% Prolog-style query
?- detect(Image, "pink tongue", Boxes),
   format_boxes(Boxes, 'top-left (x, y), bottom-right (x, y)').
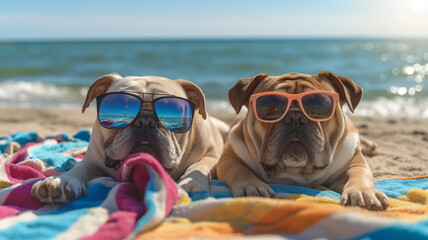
top-left (292, 137), bottom-right (299, 141)
top-left (141, 141), bottom-right (149, 145)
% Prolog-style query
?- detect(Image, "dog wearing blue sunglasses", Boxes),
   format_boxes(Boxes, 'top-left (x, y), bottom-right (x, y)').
top-left (32, 74), bottom-right (229, 203)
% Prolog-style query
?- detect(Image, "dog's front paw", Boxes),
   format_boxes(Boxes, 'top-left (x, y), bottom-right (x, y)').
top-left (31, 176), bottom-right (86, 204)
top-left (231, 180), bottom-right (276, 198)
top-left (340, 187), bottom-right (389, 210)
top-left (178, 171), bottom-right (210, 193)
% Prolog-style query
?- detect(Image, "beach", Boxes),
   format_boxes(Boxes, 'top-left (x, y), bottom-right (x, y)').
top-left (1, 39), bottom-right (427, 181)
top-left (1, 106), bottom-right (427, 180)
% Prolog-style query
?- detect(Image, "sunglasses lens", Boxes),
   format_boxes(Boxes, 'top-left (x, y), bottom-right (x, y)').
top-left (255, 95), bottom-right (288, 121)
top-left (98, 93), bottom-right (141, 129)
top-left (154, 97), bottom-right (194, 133)
top-left (301, 93), bottom-right (334, 120)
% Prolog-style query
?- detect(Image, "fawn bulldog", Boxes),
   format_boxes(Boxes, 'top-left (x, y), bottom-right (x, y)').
top-left (32, 74), bottom-right (228, 203)
top-left (217, 71), bottom-right (389, 210)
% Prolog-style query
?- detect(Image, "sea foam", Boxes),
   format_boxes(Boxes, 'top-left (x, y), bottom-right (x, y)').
top-left (0, 80), bottom-right (86, 107)
top-left (1, 80), bottom-right (427, 118)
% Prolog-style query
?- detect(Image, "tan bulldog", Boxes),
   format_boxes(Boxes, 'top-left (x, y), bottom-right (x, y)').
top-left (32, 74), bottom-right (228, 203)
top-left (217, 71), bottom-right (389, 210)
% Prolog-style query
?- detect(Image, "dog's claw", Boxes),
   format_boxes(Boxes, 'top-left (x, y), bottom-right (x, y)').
top-left (341, 188), bottom-right (389, 210)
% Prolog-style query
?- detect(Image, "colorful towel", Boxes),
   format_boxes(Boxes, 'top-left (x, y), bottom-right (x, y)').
top-left (142, 177), bottom-right (427, 239)
top-left (0, 131), bottom-right (179, 240)
top-left (1, 131), bottom-right (428, 239)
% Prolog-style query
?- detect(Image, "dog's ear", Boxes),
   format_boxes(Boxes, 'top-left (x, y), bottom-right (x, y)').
top-left (317, 71), bottom-right (363, 113)
top-left (176, 79), bottom-right (207, 119)
top-left (228, 73), bottom-right (269, 114)
top-left (82, 74), bottom-right (116, 113)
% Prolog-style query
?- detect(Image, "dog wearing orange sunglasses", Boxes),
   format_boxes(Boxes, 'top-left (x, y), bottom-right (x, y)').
top-left (217, 71), bottom-right (389, 210)
top-left (32, 74), bottom-right (228, 203)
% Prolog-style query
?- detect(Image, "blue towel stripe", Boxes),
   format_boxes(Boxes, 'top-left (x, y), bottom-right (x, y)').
top-left (375, 178), bottom-right (428, 198)
top-left (0, 208), bottom-right (90, 240)
top-left (0, 132), bottom-right (39, 153)
top-left (53, 183), bottom-right (112, 214)
top-left (189, 178), bottom-right (428, 202)
top-left (355, 218), bottom-right (428, 240)
top-left (29, 141), bottom-right (89, 172)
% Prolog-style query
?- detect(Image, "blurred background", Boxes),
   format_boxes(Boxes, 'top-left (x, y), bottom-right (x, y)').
top-left (1, 0), bottom-right (428, 117)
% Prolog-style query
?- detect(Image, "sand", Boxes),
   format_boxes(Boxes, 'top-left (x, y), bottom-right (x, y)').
top-left (1, 106), bottom-right (427, 180)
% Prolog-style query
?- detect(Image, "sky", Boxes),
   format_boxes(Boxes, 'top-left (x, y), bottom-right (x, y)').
top-left (1, 0), bottom-right (428, 40)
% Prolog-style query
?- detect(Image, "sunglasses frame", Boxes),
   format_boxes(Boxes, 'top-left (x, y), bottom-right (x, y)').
top-left (250, 90), bottom-right (339, 123)
top-left (96, 92), bottom-right (196, 133)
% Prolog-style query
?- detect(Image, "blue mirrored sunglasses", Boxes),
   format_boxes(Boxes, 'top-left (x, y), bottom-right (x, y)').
top-left (96, 92), bottom-right (196, 133)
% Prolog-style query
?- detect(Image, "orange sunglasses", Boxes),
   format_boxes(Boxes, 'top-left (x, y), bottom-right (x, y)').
top-left (250, 90), bottom-right (339, 123)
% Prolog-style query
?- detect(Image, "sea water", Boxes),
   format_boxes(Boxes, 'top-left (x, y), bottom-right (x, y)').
top-left (0, 39), bottom-right (427, 117)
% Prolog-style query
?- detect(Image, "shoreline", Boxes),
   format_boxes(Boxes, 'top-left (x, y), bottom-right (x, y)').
top-left (1, 106), bottom-right (427, 180)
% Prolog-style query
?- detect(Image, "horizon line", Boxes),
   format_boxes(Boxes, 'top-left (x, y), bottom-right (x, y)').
top-left (2, 36), bottom-right (428, 43)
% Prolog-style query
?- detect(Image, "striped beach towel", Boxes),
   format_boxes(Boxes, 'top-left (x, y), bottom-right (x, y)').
top-left (1, 131), bottom-right (428, 239)
top-left (141, 176), bottom-right (428, 239)
top-left (0, 131), bottom-right (180, 240)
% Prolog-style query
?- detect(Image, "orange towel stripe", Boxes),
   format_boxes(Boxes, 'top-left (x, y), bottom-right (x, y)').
top-left (136, 220), bottom-right (243, 239)
top-left (249, 201), bottom-right (344, 235)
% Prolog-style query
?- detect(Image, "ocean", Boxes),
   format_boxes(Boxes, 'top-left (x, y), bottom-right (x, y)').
top-left (0, 39), bottom-right (427, 117)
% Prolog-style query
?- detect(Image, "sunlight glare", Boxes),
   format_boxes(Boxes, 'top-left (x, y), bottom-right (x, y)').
top-left (408, 0), bottom-right (428, 13)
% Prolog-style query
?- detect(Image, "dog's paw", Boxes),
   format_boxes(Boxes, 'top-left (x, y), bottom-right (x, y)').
top-left (232, 181), bottom-right (276, 198)
top-left (178, 171), bottom-right (210, 193)
top-left (31, 176), bottom-right (86, 204)
top-left (340, 187), bottom-right (389, 210)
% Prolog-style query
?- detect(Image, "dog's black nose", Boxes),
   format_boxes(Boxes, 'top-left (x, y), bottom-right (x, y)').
top-left (284, 110), bottom-right (309, 127)
top-left (132, 111), bottom-right (158, 129)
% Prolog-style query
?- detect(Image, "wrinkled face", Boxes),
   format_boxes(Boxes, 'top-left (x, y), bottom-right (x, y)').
top-left (249, 75), bottom-right (344, 177)
top-left (100, 77), bottom-right (190, 174)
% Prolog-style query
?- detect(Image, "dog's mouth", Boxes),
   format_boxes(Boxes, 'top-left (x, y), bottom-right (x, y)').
top-left (131, 142), bottom-right (157, 156)
top-left (104, 142), bottom-right (162, 171)
top-left (261, 127), bottom-right (320, 176)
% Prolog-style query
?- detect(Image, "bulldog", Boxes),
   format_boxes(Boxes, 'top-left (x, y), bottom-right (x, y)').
top-left (217, 71), bottom-right (389, 210)
top-left (32, 74), bottom-right (228, 203)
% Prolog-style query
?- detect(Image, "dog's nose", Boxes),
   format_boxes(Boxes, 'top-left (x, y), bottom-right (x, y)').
top-left (133, 111), bottom-right (158, 129)
top-left (283, 110), bottom-right (309, 127)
